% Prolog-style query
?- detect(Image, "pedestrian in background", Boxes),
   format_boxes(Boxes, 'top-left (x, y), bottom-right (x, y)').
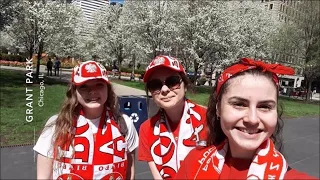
top-left (34, 61), bottom-right (139, 180)
top-left (175, 58), bottom-right (317, 179)
top-left (54, 57), bottom-right (61, 76)
top-left (46, 58), bottom-right (53, 76)
top-left (138, 55), bottom-right (208, 179)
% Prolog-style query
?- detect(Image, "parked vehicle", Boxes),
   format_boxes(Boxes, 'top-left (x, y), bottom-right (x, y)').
top-left (290, 87), bottom-right (307, 97)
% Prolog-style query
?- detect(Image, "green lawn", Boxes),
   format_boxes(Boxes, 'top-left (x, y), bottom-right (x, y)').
top-left (0, 69), bottom-right (67, 146)
top-left (111, 78), bottom-right (319, 118)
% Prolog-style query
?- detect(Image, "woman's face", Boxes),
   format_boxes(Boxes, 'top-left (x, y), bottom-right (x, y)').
top-left (217, 74), bottom-right (278, 158)
top-left (76, 79), bottom-right (108, 111)
top-left (147, 67), bottom-right (186, 110)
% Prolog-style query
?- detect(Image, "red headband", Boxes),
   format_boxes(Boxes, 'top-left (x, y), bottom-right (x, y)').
top-left (216, 57), bottom-right (295, 96)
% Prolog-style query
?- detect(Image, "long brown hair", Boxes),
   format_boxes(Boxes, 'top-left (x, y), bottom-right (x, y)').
top-left (45, 82), bottom-right (128, 160)
top-left (206, 67), bottom-right (284, 152)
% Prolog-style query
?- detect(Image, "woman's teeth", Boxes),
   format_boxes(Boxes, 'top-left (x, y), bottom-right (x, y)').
top-left (237, 128), bottom-right (260, 134)
top-left (89, 98), bottom-right (99, 101)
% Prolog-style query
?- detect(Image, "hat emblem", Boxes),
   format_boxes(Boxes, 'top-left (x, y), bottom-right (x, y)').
top-left (153, 57), bottom-right (165, 65)
top-left (85, 63), bottom-right (97, 73)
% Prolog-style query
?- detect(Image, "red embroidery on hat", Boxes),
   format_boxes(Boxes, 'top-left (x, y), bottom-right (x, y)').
top-left (81, 63), bottom-right (102, 78)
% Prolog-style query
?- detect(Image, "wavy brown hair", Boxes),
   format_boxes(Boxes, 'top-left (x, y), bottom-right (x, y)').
top-left (45, 82), bottom-right (128, 160)
top-left (206, 67), bottom-right (284, 153)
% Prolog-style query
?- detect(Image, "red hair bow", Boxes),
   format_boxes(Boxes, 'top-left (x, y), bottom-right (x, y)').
top-left (216, 57), bottom-right (295, 96)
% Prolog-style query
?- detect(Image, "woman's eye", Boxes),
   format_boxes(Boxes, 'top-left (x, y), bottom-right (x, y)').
top-left (79, 85), bottom-right (87, 89)
top-left (232, 102), bottom-right (246, 107)
top-left (258, 105), bottom-right (272, 110)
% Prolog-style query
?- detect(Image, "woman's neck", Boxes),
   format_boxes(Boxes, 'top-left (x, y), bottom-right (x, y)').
top-left (228, 141), bottom-right (255, 160)
top-left (83, 107), bottom-right (104, 119)
top-left (163, 100), bottom-right (185, 124)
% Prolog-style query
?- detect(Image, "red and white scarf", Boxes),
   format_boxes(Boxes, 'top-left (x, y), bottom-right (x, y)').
top-left (53, 110), bottom-right (128, 180)
top-left (194, 139), bottom-right (288, 179)
top-left (151, 99), bottom-right (206, 179)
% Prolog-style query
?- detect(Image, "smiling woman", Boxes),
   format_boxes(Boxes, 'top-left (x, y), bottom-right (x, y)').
top-left (33, 61), bottom-right (139, 180)
top-left (138, 55), bottom-right (208, 180)
top-left (175, 57), bottom-right (317, 179)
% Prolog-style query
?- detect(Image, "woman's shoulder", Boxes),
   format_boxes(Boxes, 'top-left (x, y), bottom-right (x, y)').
top-left (140, 112), bottom-right (161, 127)
top-left (186, 99), bottom-right (207, 111)
top-left (285, 168), bottom-right (318, 179)
top-left (184, 145), bottom-right (216, 163)
top-left (46, 114), bottom-right (58, 125)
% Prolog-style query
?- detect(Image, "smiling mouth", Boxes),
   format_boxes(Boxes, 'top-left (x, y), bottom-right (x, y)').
top-left (235, 127), bottom-right (263, 134)
top-left (87, 98), bottom-right (100, 101)
top-left (161, 97), bottom-right (172, 101)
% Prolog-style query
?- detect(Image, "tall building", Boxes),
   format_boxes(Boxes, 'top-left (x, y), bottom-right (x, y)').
top-left (71, 0), bottom-right (110, 36)
top-left (261, 0), bottom-right (311, 88)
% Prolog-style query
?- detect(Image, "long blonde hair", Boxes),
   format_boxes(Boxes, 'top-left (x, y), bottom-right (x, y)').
top-left (47, 82), bottom-right (128, 160)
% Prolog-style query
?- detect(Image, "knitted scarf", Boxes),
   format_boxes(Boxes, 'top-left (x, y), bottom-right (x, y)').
top-left (194, 139), bottom-right (288, 179)
top-left (151, 99), bottom-right (206, 179)
top-left (53, 110), bottom-right (128, 180)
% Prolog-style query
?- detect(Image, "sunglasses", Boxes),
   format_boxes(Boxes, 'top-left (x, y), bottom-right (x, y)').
top-left (147, 75), bottom-right (182, 94)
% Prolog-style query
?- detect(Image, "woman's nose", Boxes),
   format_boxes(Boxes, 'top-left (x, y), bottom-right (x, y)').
top-left (88, 87), bottom-right (97, 94)
top-left (244, 107), bottom-right (260, 125)
top-left (160, 84), bottom-right (170, 94)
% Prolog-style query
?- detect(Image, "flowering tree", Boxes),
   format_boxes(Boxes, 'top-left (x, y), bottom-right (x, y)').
top-left (171, 1), bottom-right (279, 83)
top-left (3, 0), bottom-right (80, 78)
top-left (93, 4), bottom-right (133, 78)
top-left (123, 0), bottom-right (178, 61)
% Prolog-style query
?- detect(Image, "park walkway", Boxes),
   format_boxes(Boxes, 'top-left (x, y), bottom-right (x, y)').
top-left (0, 65), bottom-right (319, 179)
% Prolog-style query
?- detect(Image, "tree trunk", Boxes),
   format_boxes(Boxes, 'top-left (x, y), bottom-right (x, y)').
top-left (306, 80), bottom-right (313, 101)
top-left (193, 59), bottom-right (199, 86)
top-left (131, 53), bottom-right (136, 81)
top-left (117, 56), bottom-right (123, 80)
top-left (36, 40), bottom-right (44, 82)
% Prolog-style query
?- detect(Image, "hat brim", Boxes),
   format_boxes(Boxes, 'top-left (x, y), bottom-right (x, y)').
top-left (143, 64), bottom-right (184, 82)
top-left (73, 76), bottom-right (110, 86)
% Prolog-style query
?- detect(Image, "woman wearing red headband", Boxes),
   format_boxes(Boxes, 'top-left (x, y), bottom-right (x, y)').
top-left (175, 58), bottom-right (317, 179)
top-left (138, 56), bottom-right (208, 179)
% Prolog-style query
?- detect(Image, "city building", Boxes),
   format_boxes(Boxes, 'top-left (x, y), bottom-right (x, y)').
top-left (71, 0), bottom-right (110, 36)
top-left (261, 0), bottom-right (312, 88)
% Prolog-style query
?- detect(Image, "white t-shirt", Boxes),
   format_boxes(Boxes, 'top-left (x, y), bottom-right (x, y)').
top-left (34, 113), bottom-right (139, 158)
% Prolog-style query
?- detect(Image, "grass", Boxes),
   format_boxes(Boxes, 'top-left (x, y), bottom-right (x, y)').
top-left (110, 78), bottom-right (319, 118)
top-left (0, 69), bottom-right (67, 146)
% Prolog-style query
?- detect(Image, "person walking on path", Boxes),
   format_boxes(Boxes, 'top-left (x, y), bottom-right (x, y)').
top-left (138, 55), bottom-right (208, 179)
top-left (46, 58), bottom-right (53, 76)
top-left (175, 57), bottom-right (317, 179)
top-left (34, 61), bottom-right (139, 180)
top-left (54, 57), bottom-right (61, 76)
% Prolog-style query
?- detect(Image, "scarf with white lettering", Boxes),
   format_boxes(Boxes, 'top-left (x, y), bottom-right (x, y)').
top-left (194, 139), bottom-right (288, 179)
top-left (151, 99), bottom-right (206, 179)
top-left (53, 110), bottom-right (128, 180)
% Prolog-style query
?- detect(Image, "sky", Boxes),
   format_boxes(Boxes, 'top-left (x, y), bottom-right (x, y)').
top-left (109, 0), bottom-right (124, 4)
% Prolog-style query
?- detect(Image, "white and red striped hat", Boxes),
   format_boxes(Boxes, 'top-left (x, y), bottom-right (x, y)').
top-left (143, 55), bottom-right (185, 82)
top-left (72, 61), bottom-right (109, 85)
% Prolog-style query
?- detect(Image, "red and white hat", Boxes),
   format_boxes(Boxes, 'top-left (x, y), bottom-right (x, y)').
top-left (143, 55), bottom-right (185, 82)
top-left (72, 61), bottom-right (109, 85)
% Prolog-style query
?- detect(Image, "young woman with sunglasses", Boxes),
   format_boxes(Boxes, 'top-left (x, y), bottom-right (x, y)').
top-left (138, 55), bottom-right (208, 179)
top-left (175, 58), bottom-right (317, 179)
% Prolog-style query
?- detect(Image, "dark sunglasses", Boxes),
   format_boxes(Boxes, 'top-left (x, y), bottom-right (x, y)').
top-left (147, 75), bottom-right (182, 93)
